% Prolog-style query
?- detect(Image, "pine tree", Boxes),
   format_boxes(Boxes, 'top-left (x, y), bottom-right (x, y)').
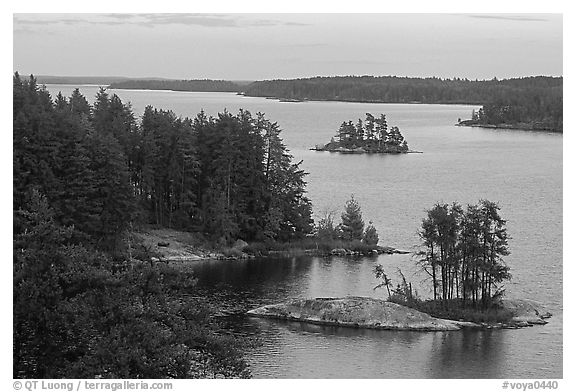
top-left (69, 88), bottom-right (91, 116)
top-left (364, 113), bottom-right (376, 142)
top-left (355, 119), bottom-right (364, 145)
top-left (375, 114), bottom-right (388, 148)
top-left (363, 221), bottom-right (379, 245)
top-left (340, 195), bottom-right (365, 241)
top-left (259, 113), bottom-right (313, 240)
top-left (84, 130), bottom-right (134, 249)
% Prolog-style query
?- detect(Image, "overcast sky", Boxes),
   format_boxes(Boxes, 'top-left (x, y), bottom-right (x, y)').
top-left (13, 13), bottom-right (562, 80)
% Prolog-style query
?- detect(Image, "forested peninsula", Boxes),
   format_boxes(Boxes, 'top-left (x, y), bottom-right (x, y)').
top-left (244, 76), bottom-right (563, 132)
top-left (13, 73), bottom-right (315, 378)
top-left (14, 72), bottom-right (402, 377)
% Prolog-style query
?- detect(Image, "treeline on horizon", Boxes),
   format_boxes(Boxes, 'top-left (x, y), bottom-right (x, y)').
top-left (100, 74), bottom-right (562, 132)
top-left (108, 79), bottom-right (243, 92)
top-left (245, 76), bottom-right (563, 132)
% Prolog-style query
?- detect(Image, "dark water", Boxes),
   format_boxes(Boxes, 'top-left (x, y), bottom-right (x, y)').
top-left (45, 85), bottom-right (563, 378)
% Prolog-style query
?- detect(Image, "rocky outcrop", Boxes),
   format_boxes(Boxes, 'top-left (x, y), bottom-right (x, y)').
top-left (500, 299), bottom-right (553, 325)
top-left (232, 239), bottom-right (249, 251)
top-left (247, 297), bottom-right (479, 331)
top-left (133, 228), bottom-right (222, 262)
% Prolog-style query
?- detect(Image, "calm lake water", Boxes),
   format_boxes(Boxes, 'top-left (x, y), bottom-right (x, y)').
top-left (46, 85), bottom-right (563, 379)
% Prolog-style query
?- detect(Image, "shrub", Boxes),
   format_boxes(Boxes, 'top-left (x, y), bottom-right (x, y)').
top-left (221, 247), bottom-right (245, 258)
top-left (362, 221), bottom-right (379, 246)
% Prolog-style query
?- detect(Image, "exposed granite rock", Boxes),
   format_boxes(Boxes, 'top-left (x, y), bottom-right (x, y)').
top-left (500, 299), bottom-right (552, 325)
top-left (232, 239), bottom-right (249, 251)
top-left (247, 297), bottom-right (479, 331)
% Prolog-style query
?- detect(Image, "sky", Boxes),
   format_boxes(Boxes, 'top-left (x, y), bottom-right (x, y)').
top-left (13, 13), bottom-right (563, 81)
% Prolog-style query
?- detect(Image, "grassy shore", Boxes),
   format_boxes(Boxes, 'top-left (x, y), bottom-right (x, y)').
top-left (130, 227), bottom-right (407, 262)
top-left (404, 299), bottom-right (515, 324)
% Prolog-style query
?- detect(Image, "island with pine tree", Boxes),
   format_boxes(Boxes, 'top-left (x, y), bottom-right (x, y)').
top-left (312, 113), bottom-right (416, 153)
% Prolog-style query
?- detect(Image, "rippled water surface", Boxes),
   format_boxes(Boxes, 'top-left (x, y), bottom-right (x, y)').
top-left (46, 85), bottom-right (563, 378)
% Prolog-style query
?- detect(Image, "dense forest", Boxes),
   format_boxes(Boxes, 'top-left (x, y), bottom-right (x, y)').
top-left (13, 72), bottom-right (315, 378)
top-left (244, 75), bottom-right (563, 132)
top-left (109, 79), bottom-right (243, 92)
top-left (242, 75), bottom-right (560, 104)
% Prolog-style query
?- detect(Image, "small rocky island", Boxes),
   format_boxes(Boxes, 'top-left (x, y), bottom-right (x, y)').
top-left (247, 297), bottom-right (552, 331)
top-left (312, 113), bottom-right (416, 153)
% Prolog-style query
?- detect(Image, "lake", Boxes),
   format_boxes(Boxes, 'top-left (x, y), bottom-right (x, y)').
top-left (45, 85), bottom-right (563, 378)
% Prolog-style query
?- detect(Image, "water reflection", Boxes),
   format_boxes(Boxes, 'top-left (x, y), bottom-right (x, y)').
top-left (426, 330), bottom-right (505, 378)
top-left (188, 255), bottom-right (561, 378)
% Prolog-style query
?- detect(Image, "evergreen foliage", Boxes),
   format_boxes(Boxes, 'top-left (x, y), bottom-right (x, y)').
top-left (245, 75), bottom-right (562, 132)
top-left (325, 113), bottom-right (408, 152)
top-left (362, 221), bottom-right (379, 246)
top-left (13, 73), bottom-right (313, 246)
top-left (109, 79), bottom-right (242, 92)
top-left (13, 72), bottom-right (315, 378)
top-left (13, 189), bottom-right (249, 378)
top-left (340, 195), bottom-right (365, 241)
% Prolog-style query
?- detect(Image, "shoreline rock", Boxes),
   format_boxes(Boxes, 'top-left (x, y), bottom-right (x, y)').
top-left (247, 297), bottom-right (553, 331)
top-left (247, 297), bottom-right (479, 331)
top-left (499, 298), bottom-right (552, 325)
top-left (310, 145), bottom-right (422, 154)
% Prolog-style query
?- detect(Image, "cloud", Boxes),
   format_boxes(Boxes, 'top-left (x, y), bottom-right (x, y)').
top-left (279, 43), bottom-right (327, 48)
top-left (134, 13), bottom-right (239, 28)
top-left (13, 13), bottom-right (311, 29)
top-left (13, 27), bottom-right (55, 36)
top-left (134, 14), bottom-right (311, 28)
top-left (466, 14), bottom-right (550, 22)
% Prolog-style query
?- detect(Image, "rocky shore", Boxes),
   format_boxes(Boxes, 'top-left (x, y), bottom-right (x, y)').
top-left (131, 228), bottom-right (246, 262)
top-left (310, 144), bottom-right (422, 154)
top-left (247, 297), bottom-right (552, 331)
top-left (132, 228), bottom-right (410, 263)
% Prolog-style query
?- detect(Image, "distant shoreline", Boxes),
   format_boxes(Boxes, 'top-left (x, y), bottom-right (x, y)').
top-left (456, 120), bottom-right (562, 133)
top-left (242, 93), bottom-right (483, 106)
top-left (43, 83), bottom-right (481, 107)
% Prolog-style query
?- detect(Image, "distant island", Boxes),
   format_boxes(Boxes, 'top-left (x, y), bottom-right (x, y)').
top-left (312, 113), bottom-right (412, 154)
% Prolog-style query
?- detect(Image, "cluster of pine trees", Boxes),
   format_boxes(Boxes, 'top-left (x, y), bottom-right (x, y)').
top-left (332, 113), bottom-right (408, 152)
top-left (316, 196), bottom-right (379, 247)
top-left (14, 73), bottom-right (314, 249)
top-left (417, 200), bottom-right (512, 309)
